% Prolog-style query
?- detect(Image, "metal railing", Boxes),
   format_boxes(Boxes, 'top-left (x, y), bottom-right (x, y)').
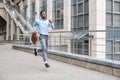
top-left (49, 30), bottom-right (120, 61)
top-left (10, 30), bottom-right (120, 62)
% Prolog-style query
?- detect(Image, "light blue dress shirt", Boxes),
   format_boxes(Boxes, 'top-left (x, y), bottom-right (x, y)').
top-left (33, 18), bottom-right (55, 35)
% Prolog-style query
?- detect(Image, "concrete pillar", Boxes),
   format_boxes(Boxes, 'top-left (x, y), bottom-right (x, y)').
top-left (26, 0), bottom-right (30, 20)
top-left (64, 0), bottom-right (71, 31)
top-left (35, 0), bottom-right (39, 19)
top-left (6, 13), bottom-right (9, 40)
top-left (16, 26), bottom-right (20, 40)
top-left (13, 20), bottom-right (16, 40)
top-left (89, 0), bottom-right (106, 59)
top-left (64, 0), bottom-right (71, 53)
top-left (47, 0), bottom-right (52, 19)
top-left (10, 18), bottom-right (14, 40)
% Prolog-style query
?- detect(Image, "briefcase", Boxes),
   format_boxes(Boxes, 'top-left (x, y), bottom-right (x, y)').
top-left (31, 32), bottom-right (38, 44)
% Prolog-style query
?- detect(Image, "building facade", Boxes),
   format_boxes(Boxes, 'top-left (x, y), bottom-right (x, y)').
top-left (0, 0), bottom-right (120, 60)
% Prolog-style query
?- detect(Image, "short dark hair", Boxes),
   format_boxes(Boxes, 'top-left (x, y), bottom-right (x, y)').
top-left (40, 10), bottom-right (46, 15)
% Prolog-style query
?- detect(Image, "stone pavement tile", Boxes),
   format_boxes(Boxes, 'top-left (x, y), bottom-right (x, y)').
top-left (0, 44), bottom-right (120, 80)
top-left (0, 75), bottom-right (4, 80)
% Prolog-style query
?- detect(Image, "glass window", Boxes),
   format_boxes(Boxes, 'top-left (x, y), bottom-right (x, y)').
top-left (106, 0), bottom-right (120, 37)
top-left (78, 15), bottom-right (83, 27)
top-left (71, 41), bottom-right (89, 55)
top-left (55, 20), bottom-right (63, 29)
top-left (72, 0), bottom-right (77, 3)
top-left (115, 31), bottom-right (120, 39)
top-left (74, 42), bottom-right (83, 54)
top-left (106, 0), bottom-right (120, 61)
top-left (72, 16), bottom-right (77, 28)
top-left (56, 0), bottom-right (61, 9)
top-left (78, 3), bottom-right (83, 13)
top-left (52, 1), bottom-right (56, 20)
top-left (72, 4), bottom-right (77, 15)
top-left (78, 0), bottom-right (83, 2)
top-left (106, 27), bottom-right (120, 40)
top-left (114, 1), bottom-right (120, 12)
top-left (114, 14), bottom-right (120, 27)
top-left (84, 14), bottom-right (89, 27)
top-left (71, 0), bottom-right (89, 55)
top-left (114, 27), bottom-right (120, 39)
top-left (106, 27), bottom-right (114, 39)
top-left (39, 0), bottom-right (47, 11)
top-left (57, 10), bottom-right (60, 18)
top-left (84, 40), bottom-right (89, 55)
top-left (71, 0), bottom-right (89, 31)
top-left (106, 0), bottom-right (112, 12)
top-left (106, 13), bottom-right (112, 26)
top-left (52, 0), bottom-right (63, 29)
top-left (106, 31), bottom-right (114, 39)
top-left (61, 19), bottom-right (63, 27)
top-left (115, 42), bottom-right (120, 52)
top-left (84, 0), bottom-right (89, 13)
top-left (57, 20), bottom-right (61, 27)
top-left (106, 41), bottom-right (113, 53)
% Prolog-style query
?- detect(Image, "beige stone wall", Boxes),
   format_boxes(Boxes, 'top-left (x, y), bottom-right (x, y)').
top-left (47, 0), bottom-right (52, 19)
top-left (89, 0), bottom-right (106, 59)
top-left (64, 0), bottom-right (71, 31)
top-left (0, 6), bottom-right (6, 20)
top-left (35, 0), bottom-right (39, 19)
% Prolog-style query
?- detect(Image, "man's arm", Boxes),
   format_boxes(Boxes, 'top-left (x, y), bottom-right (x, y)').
top-left (33, 20), bottom-right (38, 32)
top-left (48, 19), bottom-right (55, 29)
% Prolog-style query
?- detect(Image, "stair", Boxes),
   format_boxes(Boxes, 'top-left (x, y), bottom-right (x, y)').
top-left (3, 1), bottom-right (33, 34)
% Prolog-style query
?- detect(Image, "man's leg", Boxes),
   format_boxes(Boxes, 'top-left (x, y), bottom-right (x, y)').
top-left (40, 35), bottom-right (50, 68)
top-left (46, 36), bottom-right (48, 50)
top-left (40, 38), bottom-right (48, 62)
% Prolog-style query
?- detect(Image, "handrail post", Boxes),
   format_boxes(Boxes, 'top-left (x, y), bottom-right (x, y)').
top-left (60, 32), bottom-right (61, 51)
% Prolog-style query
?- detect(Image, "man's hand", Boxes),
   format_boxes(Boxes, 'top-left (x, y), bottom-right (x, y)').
top-left (49, 19), bottom-right (53, 23)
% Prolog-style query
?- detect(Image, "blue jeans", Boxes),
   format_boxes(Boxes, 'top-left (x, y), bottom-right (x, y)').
top-left (39, 34), bottom-right (48, 62)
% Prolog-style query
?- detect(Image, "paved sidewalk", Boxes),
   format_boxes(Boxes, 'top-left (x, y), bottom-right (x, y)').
top-left (0, 44), bottom-right (120, 80)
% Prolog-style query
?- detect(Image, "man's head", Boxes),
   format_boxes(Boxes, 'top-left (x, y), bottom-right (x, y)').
top-left (40, 10), bottom-right (46, 19)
